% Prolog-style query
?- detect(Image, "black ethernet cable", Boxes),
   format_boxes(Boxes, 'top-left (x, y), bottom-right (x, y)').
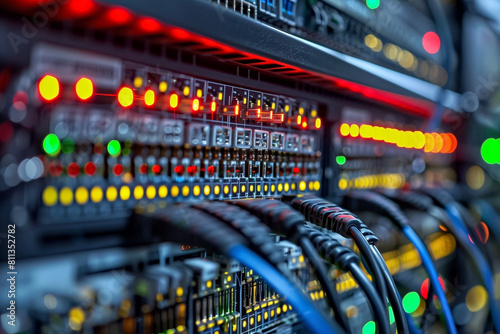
top-left (301, 224), bottom-right (398, 334)
top-left (343, 190), bottom-right (457, 334)
top-left (128, 204), bottom-right (344, 334)
top-left (231, 199), bottom-right (350, 331)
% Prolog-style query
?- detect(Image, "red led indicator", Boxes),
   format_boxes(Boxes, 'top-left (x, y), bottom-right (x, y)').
top-left (67, 162), bottom-right (80, 177)
top-left (84, 162), bottom-right (97, 176)
top-left (113, 164), bottom-right (124, 176)
top-left (48, 161), bottom-right (63, 177)
top-left (207, 165), bottom-right (215, 176)
top-left (139, 164), bottom-right (148, 174)
top-left (422, 32), bottom-right (441, 54)
top-left (420, 277), bottom-right (445, 299)
top-left (152, 164), bottom-right (161, 174)
top-left (174, 165), bottom-right (184, 175)
top-left (187, 165), bottom-right (197, 175)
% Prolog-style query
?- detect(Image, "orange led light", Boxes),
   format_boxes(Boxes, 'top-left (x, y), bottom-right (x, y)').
top-left (235, 104), bottom-right (240, 116)
top-left (39, 75), bottom-right (60, 102)
top-left (257, 108), bottom-right (261, 118)
top-left (75, 77), bottom-right (93, 101)
top-left (117, 87), bottom-right (133, 107)
top-left (169, 93), bottom-right (179, 108)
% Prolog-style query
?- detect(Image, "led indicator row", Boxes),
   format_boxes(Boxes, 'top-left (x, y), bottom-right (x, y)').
top-left (339, 123), bottom-right (457, 153)
top-left (41, 181), bottom-right (320, 206)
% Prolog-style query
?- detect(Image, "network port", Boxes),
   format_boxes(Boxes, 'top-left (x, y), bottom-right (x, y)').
top-left (234, 128), bottom-right (253, 148)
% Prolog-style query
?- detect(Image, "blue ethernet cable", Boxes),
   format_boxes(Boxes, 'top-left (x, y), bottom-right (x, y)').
top-left (228, 244), bottom-right (344, 334)
top-left (444, 203), bottom-right (500, 333)
top-left (402, 226), bottom-right (457, 334)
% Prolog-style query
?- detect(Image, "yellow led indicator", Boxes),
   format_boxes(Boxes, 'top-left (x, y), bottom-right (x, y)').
top-left (146, 185), bottom-right (156, 199)
top-left (218, 92), bottom-right (223, 100)
top-left (203, 185), bottom-right (211, 196)
top-left (309, 181), bottom-right (314, 191)
top-left (257, 99), bottom-right (261, 106)
top-left (183, 86), bottom-right (190, 96)
top-left (75, 187), bottom-right (89, 205)
top-left (144, 89), bottom-right (155, 106)
top-left (291, 183), bottom-right (296, 191)
top-left (75, 77), bottom-right (93, 101)
top-left (271, 102), bottom-right (276, 109)
top-left (158, 185), bottom-right (168, 198)
top-left (59, 187), bottom-right (73, 206)
top-left (257, 315), bottom-right (261, 322)
top-left (171, 186), bottom-right (179, 197)
top-left (257, 184), bottom-right (261, 192)
top-left (285, 105), bottom-right (290, 112)
top-left (193, 185), bottom-right (201, 196)
top-left (90, 186), bottom-right (103, 203)
top-left (159, 81), bottom-right (167, 92)
top-left (299, 107), bottom-right (305, 115)
top-left (233, 185), bottom-right (238, 194)
top-left (227, 275), bottom-right (232, 282)
top-left (39, 75), bottom-right (60, 101)
top-left (243, 321), bottom-right (247, 328)
top-left (264, 312), bottom-right (268, 320)
top-left (278, 184), bottom-right (283, 192)
top-left (271, 184), bottom-right (276, 193)
top-left (243, 97), bottom-right (247, 104)
top-left (196, 89), bottom-right (203, 98)
top-left (299, 181), bottom-right (307, 192)
top-left (133, 76), bottom-right (143, 88)
top-left (277, 308), bottom-right (281, 315)
top-left (42, 186), bottom-right (58, 206)
top-left (297, 115), bottom-right (302, 125)
top-left (214, 185), bottom-right (220, 195)
top-left (133, 186), bottom-right (143, 200)
top-left (224, 185), bottom-right (230, 194)
top-left (283, 305), bottom-right (288, 312)
top-left (106, 186), bottom-right (118, 202)
top-left (250, 318), bottom-right (254, 325)
top-left (182, 185), bottom-right (190, 197)
top-left (206, 280), bottom-right (212, 288)
top-left (339, 123), bottom-right (350, 136)
top-left (314, 181), bottom-right (321, 191)
top-left (241, 185), bottom-right (246, 193)
top-left (250, 184), bottom-right (254, 192)
top-left (176, 287), bottom-right (184, 297)
top-left (118, 87), bottom-right (134, 107)
top-left (120, 186), bottom-right (131, 201)
top-left (339, 179), bottom-right (347, 190)
top-left (284, 183), bottom-right (289, 192)
top-left (311, 110), bottom-right (317, 118)
top-left (264, 184), bottom-right (269, 192)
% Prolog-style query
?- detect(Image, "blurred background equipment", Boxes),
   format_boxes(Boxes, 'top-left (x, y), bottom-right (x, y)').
top-left (0, 0), bottom-right (499, 333)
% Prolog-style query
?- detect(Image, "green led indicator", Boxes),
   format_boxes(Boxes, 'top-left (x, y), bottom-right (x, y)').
top-left (336, 156), bottom-right (346, 165)
top-left (481, 138), bottom-right (500, 164)
top-left (107, 140), bottom-right (121, 157)
top-left (366, 0), bottom-right (380, 9)
top-left (402, 291), bottom-right (420, 313)
top-left (362, 321), bottom-right (376, 334)
top-left (389, 306), bottom-right (395, 324)
top-left (61, 138), bottom-right (75, 154)
top-left (42, 134), bottom-right (61, 156)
